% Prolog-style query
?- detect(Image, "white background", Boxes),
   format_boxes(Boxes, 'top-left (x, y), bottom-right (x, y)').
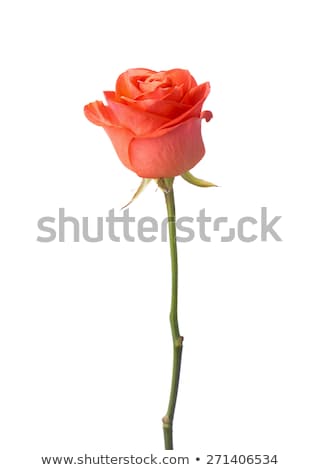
top-left (1, 1), bottom-right (321, 468)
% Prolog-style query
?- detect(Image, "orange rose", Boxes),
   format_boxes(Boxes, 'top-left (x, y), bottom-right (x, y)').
top-left (84, 68), bottom-right (212, 178)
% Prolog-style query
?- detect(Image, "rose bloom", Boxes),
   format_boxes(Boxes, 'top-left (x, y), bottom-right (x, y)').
top-left (84, 68), bottom-right (212, 178)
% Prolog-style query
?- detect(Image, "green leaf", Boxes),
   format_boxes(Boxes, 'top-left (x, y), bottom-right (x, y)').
top-left (181, 171), bottom-right (217, 188)
top-left (121, 178), bottom-right (152, 209)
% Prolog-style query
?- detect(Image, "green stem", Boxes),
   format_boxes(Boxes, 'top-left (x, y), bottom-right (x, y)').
top-left (162, 184), bottom-right (183, 450)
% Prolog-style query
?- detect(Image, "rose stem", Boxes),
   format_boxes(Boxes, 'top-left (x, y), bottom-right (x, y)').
top-left (162, 184), bottom-right (184, 450)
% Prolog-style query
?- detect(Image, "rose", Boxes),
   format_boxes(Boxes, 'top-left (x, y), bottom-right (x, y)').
top-left (84, 68), bottom-right (212, 178)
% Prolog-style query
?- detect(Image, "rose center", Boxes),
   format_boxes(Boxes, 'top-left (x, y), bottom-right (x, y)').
top-left (137, 74), bottom-right (172, 94)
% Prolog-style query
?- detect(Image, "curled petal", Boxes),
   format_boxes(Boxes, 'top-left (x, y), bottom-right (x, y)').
top-left (84, 101), bottom-right (119, 126)
top-left (182, 82), bottom-right (211, 106)
top-left (201, 110), bottom-right (213, 122)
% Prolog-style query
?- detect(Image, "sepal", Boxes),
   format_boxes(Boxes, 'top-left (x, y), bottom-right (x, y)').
top-left (121, 178), bottom-right (152, 209)
top-left (181, 171), bottom-right (217, 188)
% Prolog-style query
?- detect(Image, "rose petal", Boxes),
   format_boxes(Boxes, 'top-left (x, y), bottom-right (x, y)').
top-left (201, 110), bottom-right (213, 122)
top-left (115, 68), bottom-right (155, 100)
top-left (84, 101), bottom-right (119, 126)
top-left (103, 125), bottom-right (135, 171)
top-left (104, 92), bottom-right (170, 134)
top-left (138, 72), bottom-right (171, 94)
top-left (137, 83), bottom-right (171, 98)
top-left (182, 82), bottom-right (211, 106)
top-left (163, 69), bottom-right (197, 93)
top-left (129, 117), bottom-right (206, 178)
top-left (121, 84), bottom-right (188, 118)
top-left (84, 101), bottom-right (135, 170)
top-left (129, 98), bottom-right (191, 119)
top-left (122, 83), bottom-right (184, 104)
top-left (158, 82), bottom-right (211, 129)
top-left (157, 83), bottom-right (185, 102)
